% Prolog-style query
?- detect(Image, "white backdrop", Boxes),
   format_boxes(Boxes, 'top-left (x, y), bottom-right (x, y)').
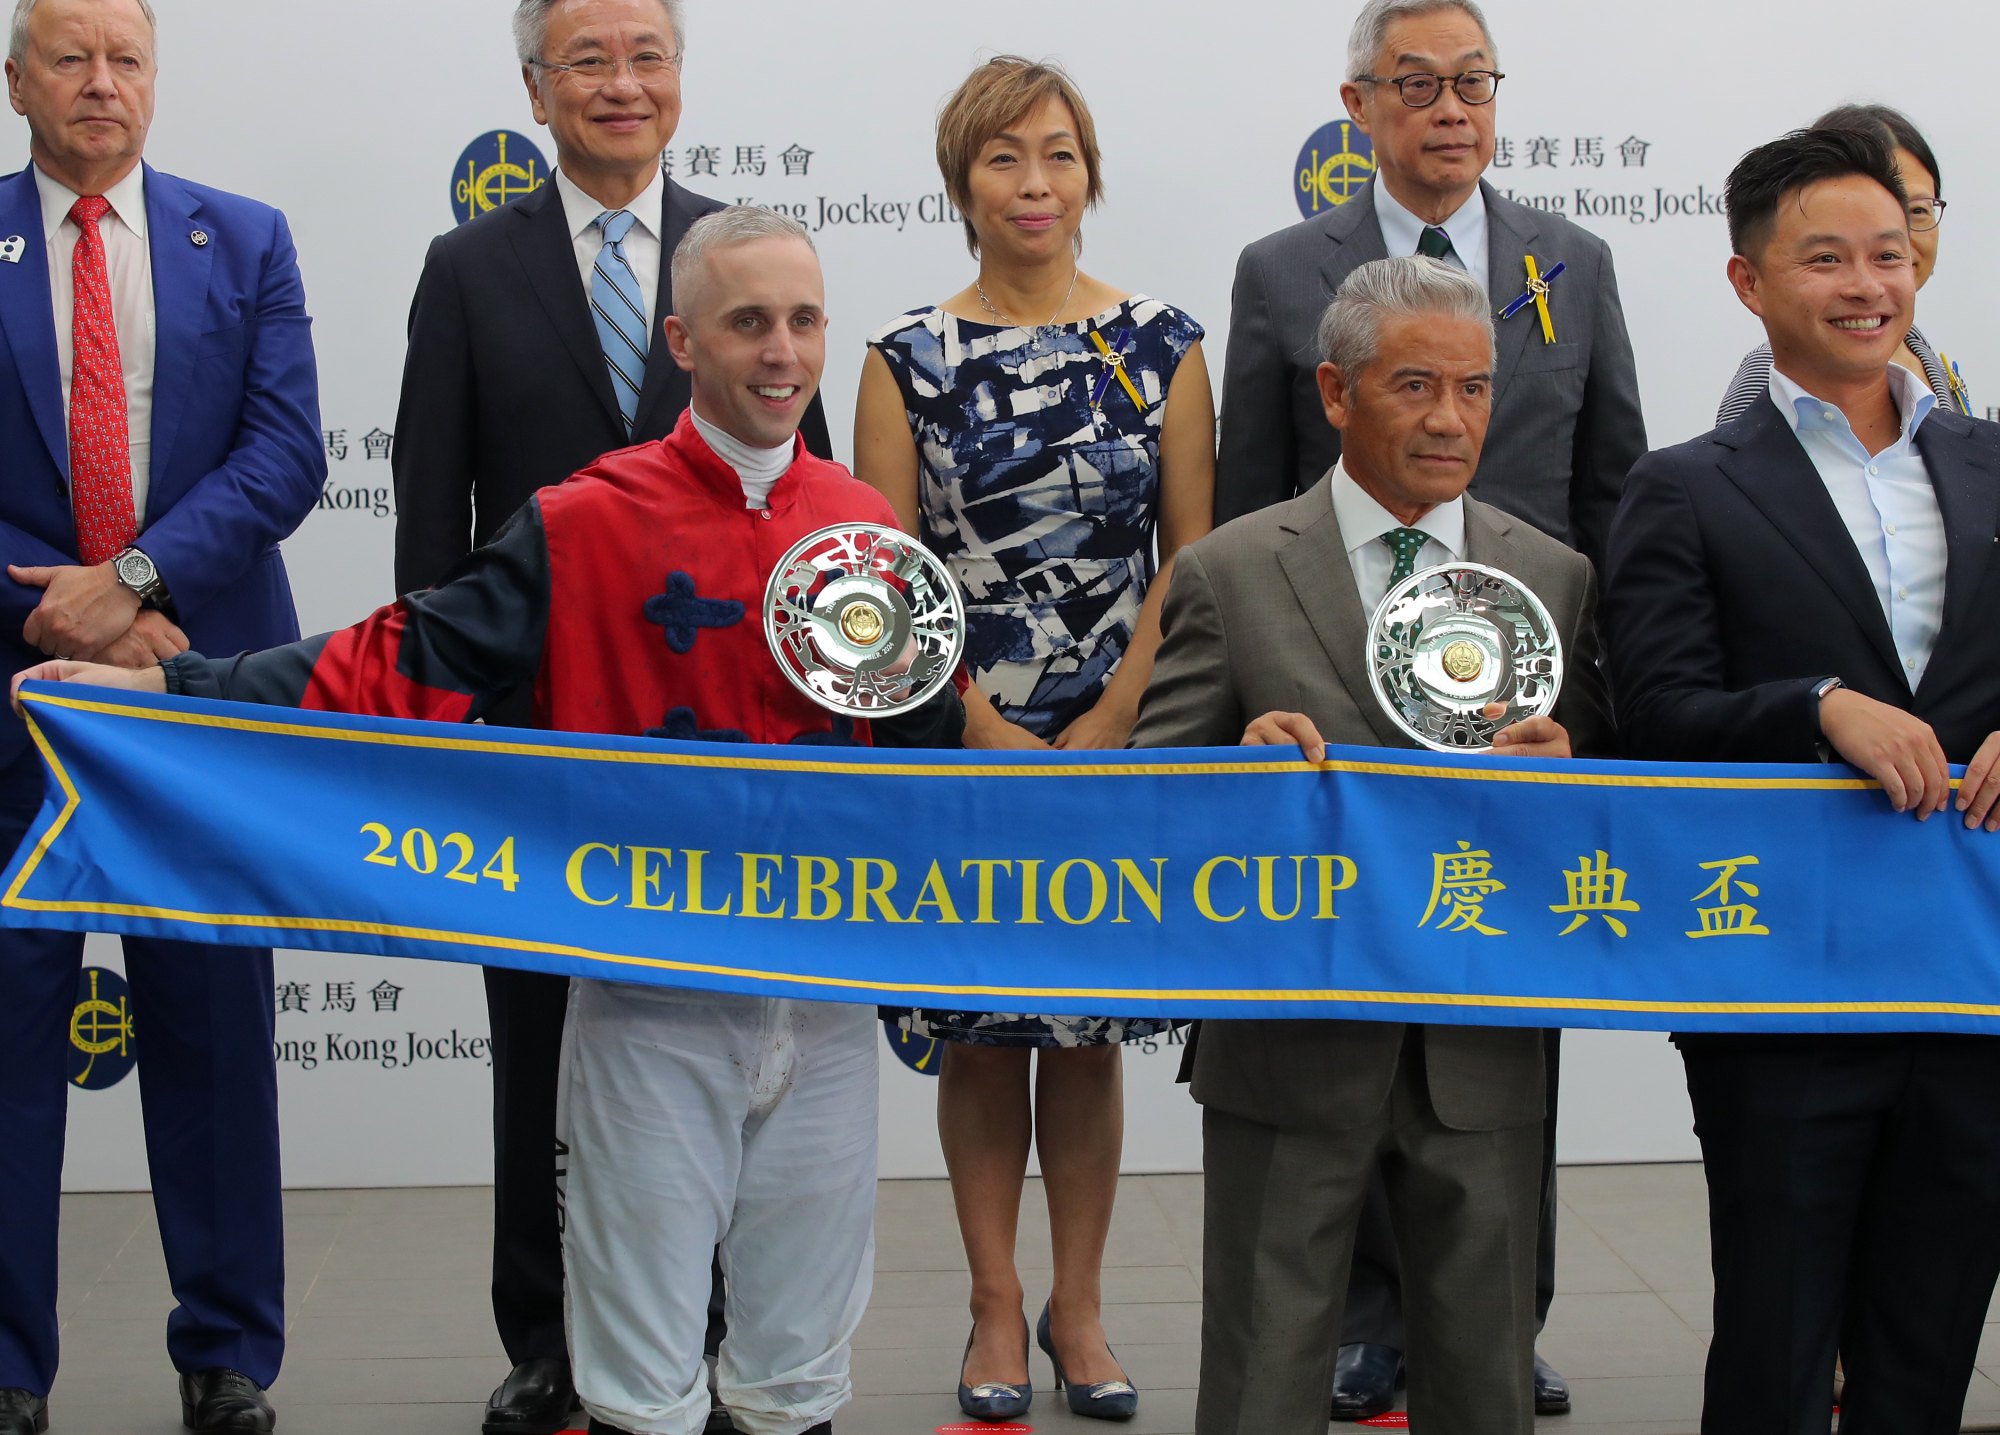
top-left (23, 0), bottom-right (1997, 1189)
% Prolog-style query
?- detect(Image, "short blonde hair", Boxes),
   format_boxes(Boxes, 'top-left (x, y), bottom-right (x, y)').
top-left (935, 56), bottom-right (1104, 257)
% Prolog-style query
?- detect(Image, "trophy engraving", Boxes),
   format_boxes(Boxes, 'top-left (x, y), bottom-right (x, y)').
top-left (1367, 563), bottom-right (1564, 752)
top-left (764, 524), bottom-right (965, 718)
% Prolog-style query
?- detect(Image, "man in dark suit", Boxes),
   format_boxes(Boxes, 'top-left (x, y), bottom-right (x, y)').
top-left (393, 3), bottom-right (831, 1430)
top-left (1603, 126), bottom-right (2000, 1435)
top-left (1132, 256), bottom-right (1611, 1435)
top-left (0, 0), bottom-right (324, 1431)
top-left (1214, 1), bottom-right (1642, 1411)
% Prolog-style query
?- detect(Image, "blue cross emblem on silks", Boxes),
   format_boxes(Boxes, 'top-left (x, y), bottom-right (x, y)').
top-left (645, 707), bottom-right (750, 743)
top-left (644, 571), bottom-right (746, 654)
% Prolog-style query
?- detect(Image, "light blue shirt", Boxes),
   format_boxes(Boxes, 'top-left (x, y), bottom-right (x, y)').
top-left (1331, 460), bottom-right (1467, 609)
top-left (1373, 178), bottom-right (1489, 298)
top-left (1768, 363), bottom-right (1944, 689)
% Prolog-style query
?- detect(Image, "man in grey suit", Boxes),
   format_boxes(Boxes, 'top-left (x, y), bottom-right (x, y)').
top-left (1132, 257), bottom-right (1611, 1435)
top-left (1216, 0), bottom-right (1643, 569)
top-left (1213, 3), bottom-right (1642, 1410)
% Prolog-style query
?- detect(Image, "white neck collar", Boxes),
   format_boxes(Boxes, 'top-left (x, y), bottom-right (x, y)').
top-left (689, 405), bottom-right (794, 509)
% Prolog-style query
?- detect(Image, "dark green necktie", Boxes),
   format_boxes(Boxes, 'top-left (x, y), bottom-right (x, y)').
top-left (1416, 225), bottom-right (1457, 264)
top-left (1381, 526), bottom-right (1430, 586)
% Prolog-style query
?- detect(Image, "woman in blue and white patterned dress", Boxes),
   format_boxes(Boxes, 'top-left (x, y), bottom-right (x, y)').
top-left (854, 58), bottom-right (1213, 1424)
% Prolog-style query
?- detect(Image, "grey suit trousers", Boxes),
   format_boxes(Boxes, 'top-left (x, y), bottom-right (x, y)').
top-left (1198, 1035), bottom-right (1540, 1435)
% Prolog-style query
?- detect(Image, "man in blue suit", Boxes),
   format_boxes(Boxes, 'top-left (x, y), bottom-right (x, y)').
top-left (0, 1), bottom-right (324, 1431)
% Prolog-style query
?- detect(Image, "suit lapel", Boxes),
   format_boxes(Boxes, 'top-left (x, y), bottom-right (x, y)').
top-left (508, 180), bottom-right (622, 430)
top-left (1276, 476), bottom-right (1407, 747)
top-left (1716, 397), bottom-right (1900, 675)
top-left (1482, 184), bottom-right (1543, 411)
top-left (144, 166), bottom-right (213, 510)
top-left (631, 178), bottom-right (705, 436)
top-left (0, 167), bottom-right (66, 476)
top-left (1915, 412), bottom-right (2000, 644)
top-left (1318, 182), bottom-right (1390, 303)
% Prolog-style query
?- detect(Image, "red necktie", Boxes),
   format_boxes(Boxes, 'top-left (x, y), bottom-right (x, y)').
top-left (67, 194), bottom-right (135, 565)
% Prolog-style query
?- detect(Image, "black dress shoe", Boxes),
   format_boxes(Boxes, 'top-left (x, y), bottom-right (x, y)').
top-left (1329, 1342), bottom-right (1403, 1421)
top-left (484, 1358), bottom-right (579, 1435)
top-left (1533, 1353), bottom-right (1571, 1416)
top-left (178, 1369), bottom-right (274, 1433)
top-left (0, 1389), bottom-right (47, 1435)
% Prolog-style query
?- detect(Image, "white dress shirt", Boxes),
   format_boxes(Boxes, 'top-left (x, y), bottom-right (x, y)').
top-left (553, 165), bottom-right (667, 339)
top-left (1331, 459), bottom-right (1468, 608)
top-left (1768, 363), bottom-right (1945, 689)
top-left (1373, 178), bottom-right (1490, 298)
top-left (37, 163), bottom-right (155, 523)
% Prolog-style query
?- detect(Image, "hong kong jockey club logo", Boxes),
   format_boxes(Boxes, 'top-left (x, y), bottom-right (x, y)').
top-left (883, 1017), bottom-right (942, 1078)
top-left (1295, 119), bottom-right (1376, 219)
top-left (451, 130), bottom-right (549, 224)
top-left (70, 966), bottom-right (136, 1091)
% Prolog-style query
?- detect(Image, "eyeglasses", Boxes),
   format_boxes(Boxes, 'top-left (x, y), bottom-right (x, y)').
top-left (528, 50), bottom-right (682, 89)
top-left (1354, 69), bottom-right (1504, 108)
top-left (1906, 197), bottom-right (1947, 232)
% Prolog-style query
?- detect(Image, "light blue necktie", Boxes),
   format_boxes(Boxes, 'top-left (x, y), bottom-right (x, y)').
top-left (591, 209), bottom-right (648, 434)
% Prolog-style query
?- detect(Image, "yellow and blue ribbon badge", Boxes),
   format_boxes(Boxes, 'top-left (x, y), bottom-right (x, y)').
top-left (16, 682), bottom-right (2000, 1034)
top-left (1087, 325), bottom-right (1147, 415)
top-left (1499, 255), bottom-right (1565, 344)
top-left (1941, 351), bottom-right (1972, 415)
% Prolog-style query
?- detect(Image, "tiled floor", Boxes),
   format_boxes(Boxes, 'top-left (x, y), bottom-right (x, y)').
top-left (39, 1164), bottom-right (2000, 1433)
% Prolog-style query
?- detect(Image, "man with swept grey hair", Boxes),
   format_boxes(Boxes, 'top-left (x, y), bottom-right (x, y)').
top-left (1216, 0), bottom-right (1642, 567)
top-left (21, 207), bottom-right (963, 1435)
top-left (391, 5), bottom-right (836, 1430)
top-left (1131, 256), bottom-right (1610, 1435)
top-left (1213, 2), bottom-right (1641, 1414)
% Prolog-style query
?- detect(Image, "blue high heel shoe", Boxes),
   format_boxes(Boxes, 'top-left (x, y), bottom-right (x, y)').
top-left (1037, 1299), bottom-right (1138, 1421)
top-left (957, 1317), bottom-right (1032, 1421)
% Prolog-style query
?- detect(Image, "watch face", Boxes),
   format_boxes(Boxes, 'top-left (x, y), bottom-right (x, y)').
top-left (116, 551), bottom-right (154, 588)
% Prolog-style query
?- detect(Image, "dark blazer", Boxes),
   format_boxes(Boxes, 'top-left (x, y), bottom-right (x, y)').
top-left (392, 173), bottom-right (832, 595)
top-left (1129, 475), bottom-right (1613, 1132)
top-left (1214, 178), bottom-right (1645, 566)
top-left (1603, 393), bottom-right (2000, 769)
top-left (0, 163), bottom-right (325, 772)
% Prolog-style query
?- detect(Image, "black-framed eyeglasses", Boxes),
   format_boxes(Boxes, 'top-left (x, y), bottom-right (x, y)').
top-left (528, 50), bottom-right (683, 89)
top-left (1907, 196), bottom-right (1947, 232)
top-left (1355, 69), bottom-right (1504, 108)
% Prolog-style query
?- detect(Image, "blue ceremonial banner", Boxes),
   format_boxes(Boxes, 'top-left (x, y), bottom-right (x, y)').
top-left (4, 682), bottom-right (1998, 1033)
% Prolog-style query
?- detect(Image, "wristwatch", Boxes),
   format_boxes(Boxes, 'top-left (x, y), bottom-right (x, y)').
top-left (1812, 676), bottom-right (1844, 761)
top-left (111, 546), bottom-right (171, 609)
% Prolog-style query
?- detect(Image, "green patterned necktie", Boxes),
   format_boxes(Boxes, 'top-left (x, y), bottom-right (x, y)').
top-left (1381, 526), bottom-right (1430, 586)
top-left (1416, 225), bottom-right (1458, 263)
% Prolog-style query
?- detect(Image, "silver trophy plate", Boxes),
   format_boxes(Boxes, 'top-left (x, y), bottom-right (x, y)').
top-left (764, 524), bottom-right (965, 719)
top-left (1366, 562), bottom-right (1563, 752)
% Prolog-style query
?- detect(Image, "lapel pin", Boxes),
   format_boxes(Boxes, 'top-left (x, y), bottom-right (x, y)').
top-left (0, 235), bottom-right (23, 264)
top-left (1499, 255), bottom-right (1566, 344)
top-left (190, 229), bottom-right (209, 247)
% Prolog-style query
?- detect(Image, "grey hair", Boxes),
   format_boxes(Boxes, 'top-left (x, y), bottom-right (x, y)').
top-left (1346, 0), bottom-right (1496, 81)
top-left (513, 0), bottom-right (684, 64)
top-left (11, 0), bottom-right (158, 65)
top-left (670, 206), bottom-right (816, 307)
top-left (1317, 256), bottom-right (1493, 374)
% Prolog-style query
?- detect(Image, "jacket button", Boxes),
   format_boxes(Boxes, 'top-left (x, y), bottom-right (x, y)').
top-left (759, 510), bottom-right (772, 521)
